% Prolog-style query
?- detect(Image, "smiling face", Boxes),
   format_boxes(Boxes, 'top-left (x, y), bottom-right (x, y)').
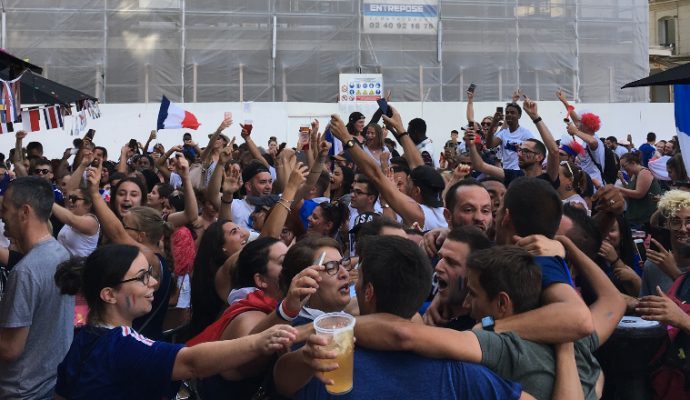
top-left (147, 185), bottom-right (164, 210)
top-left (262, 241), bottom-right (288, 298)
top-left (669, 206), bottom-right (690, 248)
top-left (504, 106), bottom-right (520, 127)
top-left (307, 206), bottom-right (333, 236)
top-left (222, 221), bottom-right (250, 257)
top-left (108, 252), bottom-right (158, 321)
top-left (308, 246), bottom-right (351, 313)
top-left (435, 239), bottom-right (471, 306)
top-left (67, 189), bottom-right (91, 216)
top-left (330, 166), bottom-right (344, 191)
top-left (114, 181), bottom-right (143, 217)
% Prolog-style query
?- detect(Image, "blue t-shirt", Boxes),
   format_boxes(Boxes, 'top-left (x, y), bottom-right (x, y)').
top-left (56, 326), bottom-right (184, 400)
top-left (296, 348), bottom-right (522, 400)
top-left (534, 256), bottom-right (574, 288)
top-left (639, 143), bottom-right (655, 167)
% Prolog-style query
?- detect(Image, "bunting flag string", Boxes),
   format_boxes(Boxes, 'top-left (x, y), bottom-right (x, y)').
top-left (0, 75), bottom-right (22, 124)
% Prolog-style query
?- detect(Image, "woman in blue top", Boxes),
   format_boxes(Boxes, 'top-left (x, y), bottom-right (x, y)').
top-left (54, 244), bottom-right (297, 400)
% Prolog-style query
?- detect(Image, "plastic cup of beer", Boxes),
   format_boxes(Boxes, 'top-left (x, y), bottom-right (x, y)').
top-left (313, 312), bottom-right (356, 395)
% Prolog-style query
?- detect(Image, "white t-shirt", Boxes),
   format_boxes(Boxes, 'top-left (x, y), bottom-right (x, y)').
top-left (417, 138), bottom-right (439, 169)
top-left (495, 126), bottom-right (534, 170)
top-left (577, 134), bottom-right (605, 184)
top-left (231, 198), bottom-right (254, 230)
top-left (421, 204), bottom-right (448, 231)
top-left (614, 145), bottom-right (628, 158)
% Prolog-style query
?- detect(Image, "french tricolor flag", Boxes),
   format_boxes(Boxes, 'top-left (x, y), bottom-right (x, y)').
top-left (157, 96), bottom-right (200, 131)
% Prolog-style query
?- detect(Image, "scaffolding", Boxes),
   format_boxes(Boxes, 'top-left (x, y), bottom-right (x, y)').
top-left (3, 0), bottom-right (649, 103)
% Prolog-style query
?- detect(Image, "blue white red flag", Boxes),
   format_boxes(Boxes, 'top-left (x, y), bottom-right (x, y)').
top-left (157, 96), bottom-right (200, 130)
top-left (0, 78), bottom-right (20, 124)
top-left (675, 85), bottom-right (690, 177)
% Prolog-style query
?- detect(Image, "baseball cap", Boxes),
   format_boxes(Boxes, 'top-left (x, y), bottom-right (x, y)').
top-left (410, 165), bottom-right (445, 208)
top-left (242, 160), bottom-right (270, 183)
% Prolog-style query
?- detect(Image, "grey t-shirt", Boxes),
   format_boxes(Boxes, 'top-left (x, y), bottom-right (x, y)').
top-left (0, 239), bottom-right (73, 400)
top-left (640, 259), bottom-right (675, 297)
top-left (474, 330), bottom-right (601, 400)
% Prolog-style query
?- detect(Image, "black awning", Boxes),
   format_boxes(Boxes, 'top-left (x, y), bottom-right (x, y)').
top-left (622, 62), bottom-right (690, 88)
top-left (0, 49), bottom-right (43, 76)
top-left (0, 69), bottom-right (97, 106)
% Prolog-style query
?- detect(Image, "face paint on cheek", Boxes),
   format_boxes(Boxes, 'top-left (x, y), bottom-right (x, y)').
top-left (125, 296), bottom-right (131, 309)
top-left (130, 295), bottom-right (136, 307)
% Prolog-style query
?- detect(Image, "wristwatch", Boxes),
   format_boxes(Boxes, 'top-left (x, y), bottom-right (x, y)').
top-left (344, 139), bottom-right (357, 149)
top-left (481, 316), bottom-right (495, 332)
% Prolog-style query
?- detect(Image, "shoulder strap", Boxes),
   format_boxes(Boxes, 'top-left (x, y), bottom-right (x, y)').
top-left (585, 145), bottom-right (604, 175)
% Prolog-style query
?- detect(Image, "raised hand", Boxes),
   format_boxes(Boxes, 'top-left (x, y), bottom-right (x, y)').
top-left (512, 89), bottom-right (523, 103)
top-left (15, 130), bottom-right (27, 140)
top-left (86, 159), bottom-right (103, 193)
top-left (646, 238), bottom-right (680, 279)
top-left (637, 286), bottom-right (690, 329)
top-left (381, 105), bottom-right (406, 135)
top-left (219, 145), bottom-right (234, 164)
top-left (591, 184), bottom-right (625, 215)
top-left (222, 165), bottom-right (242, 195)
top-left (174, 154), bottom-right (190, 178)
top-left (287, 162), bottom-right (309, 189)
top-left (218, 117), bottom-right (232, 132)
top-left (522, 96), bottom-right (538, 120)
top-left (80, 149), bottom-right (95, 167)
top-left (329, 114), bottom-right (350, 141)
top-left (556, 89), bottom-right (568, 103)
top-left (283, 264), bottom-right (324, 315)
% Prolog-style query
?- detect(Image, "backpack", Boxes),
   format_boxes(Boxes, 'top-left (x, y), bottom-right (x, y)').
top-left (650, 273), bottom-right (690, 400)
top-left (586, 144), bottom-right (620, 185)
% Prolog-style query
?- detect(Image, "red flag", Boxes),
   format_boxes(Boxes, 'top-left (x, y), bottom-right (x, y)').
top-left (21, 109), bottom-right (40, 132)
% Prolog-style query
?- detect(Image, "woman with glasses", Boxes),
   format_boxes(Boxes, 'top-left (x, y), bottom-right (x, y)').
top-left (618, 152), bottom-right (662, 228)
top-left (86, 160), bottom-right (175, 340)
top-left (640, 190), bottom-right (690, 297)
top-left (54, 244), bottom-right (297, 399)
top-left (186, 237), bottom-right (321, 399)
top-left (279, 236), bottom-right (354, 327)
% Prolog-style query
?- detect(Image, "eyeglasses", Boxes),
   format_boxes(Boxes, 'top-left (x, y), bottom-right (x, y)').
top-left (351, 189), bottom-right (371, 196)
top-left (669, 217), bottom-right (690, 231)
top-left (68, 195), bottom-right (85, 203)
top-left (119, 265), bottom-right (153, 286)
top-left (481, 122), bottom-right (492, 127)
top-left (32, 168), bottom-right (51, 175)
top-left (322, 257), bottom-right (353, 275)
top-left (517, 148), bottom-right (538, 156)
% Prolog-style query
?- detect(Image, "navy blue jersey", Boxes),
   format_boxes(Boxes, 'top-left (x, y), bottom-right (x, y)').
top-left (56, 326), bottom-right (184, 400)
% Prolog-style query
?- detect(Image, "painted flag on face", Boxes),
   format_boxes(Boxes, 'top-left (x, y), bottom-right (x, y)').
top-left (157, 95), bottom-right (200, 130)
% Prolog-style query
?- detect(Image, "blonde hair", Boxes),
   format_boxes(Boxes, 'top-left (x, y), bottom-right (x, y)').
top-left (657, 190), bottom-right (690, 218)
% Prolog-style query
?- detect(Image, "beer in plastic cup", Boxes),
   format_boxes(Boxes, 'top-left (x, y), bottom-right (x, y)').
top-left (313, 312), bottom-right (356, 395)
top-left (244, 119), bottom-right (253, 135)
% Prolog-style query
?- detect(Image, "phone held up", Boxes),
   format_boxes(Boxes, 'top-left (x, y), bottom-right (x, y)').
top-left (467, 83), bottom-right (476, 93)
top-left (377, 98), bottom-right (393, 118)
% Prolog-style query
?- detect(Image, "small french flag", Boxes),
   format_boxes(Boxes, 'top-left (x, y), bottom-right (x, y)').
top-left (21, 108), bottom-right (41, 132)
top-left (157, 95), bottom-right (200, 131)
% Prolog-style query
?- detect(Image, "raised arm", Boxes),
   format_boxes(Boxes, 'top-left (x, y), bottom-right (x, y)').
top-left (219, 165), bottom-right (241, 221)
top-left (65, 149), bottom-right (94, 195)
top-left (166, 155), bottom-right (200, 228)
top-left (117, 144), bottom-right (132, 174)
top-left (294, 133), bottom-right (329, 204)
top-left (523, 97), bottom-right (560, 182)
top-left (207, 145), bottom-right (233, 212)
top-left (156, 145), bottom-right (182, 183)
top-left (557, 235), bottom-right (625, 344)
top-left (557, 89), bottom-right (579, 125)
top-left (12, 130), bottom-right (27, 178)
top-left (261, 163), bottom-right (308, 239)
top-left (466, 130), bottom-right (505, 180)
top-left (566, 123), bottom-right (598, 150)
top-left (485, 110), bottom-right (503, 149)
top-left (51, 203), bottom-right (99, 236)
top-left (240, 126), bottom-right (269, 168)
top-left (330, 114), bottom-right (425, 226)
top-left (382, 106), bottom-right (424, 169)
top-left (466, 90), bottom-right (475, 124)
top-left (201, 118), bottom-right (232, 168)
top-left (142, 130), bottom-right (156, 155)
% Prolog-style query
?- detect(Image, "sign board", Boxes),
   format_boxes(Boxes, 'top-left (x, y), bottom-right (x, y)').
top-left (339, 74), bottom-right (383, 103)
top-left (362, 0), bottom-right (439, 35)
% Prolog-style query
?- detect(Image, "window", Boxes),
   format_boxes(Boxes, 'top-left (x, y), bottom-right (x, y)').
top-left (658, 17), bottom-right (676, 49)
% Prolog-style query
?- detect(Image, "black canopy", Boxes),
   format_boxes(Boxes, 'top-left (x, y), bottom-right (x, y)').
top-left (622, 62), bottom-right (690, 88)
top-left (0, 49), bottom-right (42, 76)
top-left (0, 69), bottom-right (97, 106)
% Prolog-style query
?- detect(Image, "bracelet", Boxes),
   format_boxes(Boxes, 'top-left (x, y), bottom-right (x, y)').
top-left (532, 117), bottom-right (542, 124)
top-left (395, 131), bottom-right (409, 139)
top-left (276, 199), bottom-right (291, 213)
top-left (221, 197), bottom-right (233, 204)
top-left (611, 257), bottom-right (620, 265)
top-left (276, 300), bottom-right (299, 321)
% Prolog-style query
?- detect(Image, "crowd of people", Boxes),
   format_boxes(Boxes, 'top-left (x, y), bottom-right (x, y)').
top-left (0, 87), bottom-right (689, 400)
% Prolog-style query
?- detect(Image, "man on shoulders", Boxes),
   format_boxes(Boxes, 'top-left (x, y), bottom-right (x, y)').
top-left (484, 103), bottom-right (535, 186)
top-left (0, 176), bottom-right (73, 399)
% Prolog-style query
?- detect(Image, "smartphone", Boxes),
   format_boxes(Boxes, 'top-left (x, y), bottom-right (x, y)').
top-left (128, 139), bottom-right (138, 150)
top-left (377, 98), bottom-right (393, 118)
top-left (649, 226), bottom-right (672, 252)
top-left (224, 112), bottom-right (232, 121)
top-left (467, 83), bottom-right (476, 93)
top-left (496, 106), bottom-right (503, 114)
top-left (85, 129), bottom-right (95, 140)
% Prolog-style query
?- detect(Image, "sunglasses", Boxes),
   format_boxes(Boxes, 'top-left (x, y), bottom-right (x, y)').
top-left (119, 265), bottom-right (153, 286)
top-left (32, 168), bottom-right (51, 175)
